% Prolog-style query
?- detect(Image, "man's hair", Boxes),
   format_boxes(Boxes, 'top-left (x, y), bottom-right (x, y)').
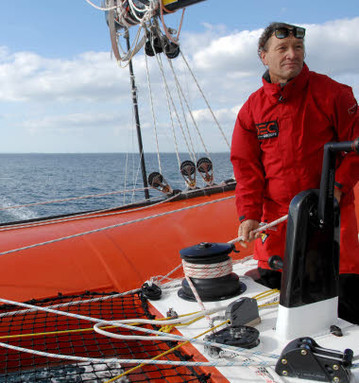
top-left (257, 22), bottom-right (303, 56)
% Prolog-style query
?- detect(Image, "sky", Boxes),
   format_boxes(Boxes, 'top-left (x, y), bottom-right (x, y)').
top-left (0, 0), bottom-right (358, 153)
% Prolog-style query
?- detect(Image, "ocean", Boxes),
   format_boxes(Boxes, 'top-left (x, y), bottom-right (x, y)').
top-left (0, 152), bottom-right (233, 224)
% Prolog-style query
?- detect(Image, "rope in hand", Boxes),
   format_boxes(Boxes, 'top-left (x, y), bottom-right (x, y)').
top-left (228, 215), bottom-right (288, 245)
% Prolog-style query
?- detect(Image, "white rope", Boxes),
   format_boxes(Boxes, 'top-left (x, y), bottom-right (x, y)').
top-left (228, 215), bottom-right (288, 244)
top-left (0, 188), bottom-right (146, 212)
top-left (167, 56), bottom-right (211, 160)
top-left (159, 3), bottom-right (186, 44)
top-left (180, 51), bottom-right (231, 149)
top-left (128, 0), bottom-right (158, 23)
top-left (155, 52), bottom-right (195, 164)
top-left (145, 53), bottom-right (162, 173)
top-left (84, 0), bottom-right (117, 11)
top-left (0, 194), bottom-right (235, 256)
top-left (0, 289), bottom-right (140, 319)
top-left (0, 188), bottom-right (173, 232)
top-left (0, 296), bottom-right (279, 365)
top-left (0, 269), bottom-right (183, 320)
top-left (93, 306), bottom-right (225, 341)
top-left (182, 259), bottom-right (233, 279)
top-left (0, 339), bottom-right (275, 368)
top-left (152, 48), bottom-right (181, 168)
top-left (166, 57), bottom-right (198, 162)
top-left (0, 181), bottom-right (236, 232)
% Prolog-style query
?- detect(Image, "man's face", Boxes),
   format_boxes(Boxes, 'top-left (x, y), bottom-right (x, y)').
top-left (260, 34), bottom-right (305, 84)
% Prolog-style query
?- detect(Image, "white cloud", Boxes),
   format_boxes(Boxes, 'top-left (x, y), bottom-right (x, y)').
top-left (0, 49), bottom-right (128, 102)
top-left (305, 18), bottom-right (359, 77)
top-left (20, 112), bottom-right (125, 134)
top-left (1, 17), bottom-right (359, 152)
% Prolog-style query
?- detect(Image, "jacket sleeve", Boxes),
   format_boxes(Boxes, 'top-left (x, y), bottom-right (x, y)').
top-left (332, 85), bottom-right (359, 194)
top-left (230, 99), bottom-right (265, 222)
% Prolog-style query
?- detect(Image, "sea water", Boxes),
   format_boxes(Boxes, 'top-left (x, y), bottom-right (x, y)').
top-left (0, 152), bottom-right (233, 224)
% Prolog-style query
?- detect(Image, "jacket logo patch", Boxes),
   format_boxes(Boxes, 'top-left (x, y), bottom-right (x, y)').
top-left (260, 233), bottom-right (269, 244)
top-left (256, 121), bottom-right (279, 140)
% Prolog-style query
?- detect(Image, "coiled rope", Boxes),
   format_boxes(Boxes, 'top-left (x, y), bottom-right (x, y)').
top-left (182, 259), bottom-right (233, 279)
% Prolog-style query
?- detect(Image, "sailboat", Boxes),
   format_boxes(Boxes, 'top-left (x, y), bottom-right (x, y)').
top-left (0, 1), bottom-right (358, 382)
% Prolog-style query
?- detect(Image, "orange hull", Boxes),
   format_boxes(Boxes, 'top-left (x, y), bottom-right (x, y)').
top-left (0, 189), bottom-right (247, 302)
top-left (0, 184), bottom-right (358, 303)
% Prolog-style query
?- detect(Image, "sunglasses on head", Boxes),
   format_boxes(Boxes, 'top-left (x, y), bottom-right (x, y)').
top-left (274, 26), bottom-right (306, 39)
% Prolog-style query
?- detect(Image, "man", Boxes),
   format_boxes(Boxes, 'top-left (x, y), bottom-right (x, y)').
top-left (230, 22), bottom-right (359, 323)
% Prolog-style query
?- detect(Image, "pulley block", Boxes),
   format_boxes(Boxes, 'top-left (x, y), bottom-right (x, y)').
top-left (197, 157), bottom-right (214, 185)
top-left (164, 41), bottom-right (180, 59)
top-left (180, 160), bottom-right (197, 189)
top-left (148, 172), bottom-right (173, 195)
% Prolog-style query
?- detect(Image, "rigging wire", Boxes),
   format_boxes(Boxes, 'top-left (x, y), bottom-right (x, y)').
top-left (167, 56), bottom-right (211, 160)
top-left (144, 53), bottom-right (162, 174)
top-left (167, 57), bottom-right (199, 162)
top-left (155, 52), bottom-right (196, 164)
top-left (180, 50), bottom-right (231, 150)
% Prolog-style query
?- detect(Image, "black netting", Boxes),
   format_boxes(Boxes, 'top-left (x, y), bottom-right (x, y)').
top-left (0, 292), bottom-right (211, 382)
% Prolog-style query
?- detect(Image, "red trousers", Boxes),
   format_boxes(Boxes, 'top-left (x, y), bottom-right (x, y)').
top-left (254, 194), bottom-right (359, 275)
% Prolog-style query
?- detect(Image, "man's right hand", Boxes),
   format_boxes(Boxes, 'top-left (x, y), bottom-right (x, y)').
top-left (237, 219), bottom-right (260, 247)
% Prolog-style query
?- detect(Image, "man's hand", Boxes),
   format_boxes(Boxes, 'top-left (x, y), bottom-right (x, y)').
top-left (237, 219), bottom-right (260, 247)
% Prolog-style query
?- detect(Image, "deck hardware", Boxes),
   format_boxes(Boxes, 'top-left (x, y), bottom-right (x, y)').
top-left (166, 308), bottom-right (178, 319)
top-left (178, 242), bottom-right (246, 302)
top-left (180, 160), bottom-right (197, 189)
top-left (204, 324), bottom-right (260, 357)
top-left (225, 297), bottom-right (260, 327)
top-left (197, 157), bottom-right (214, 186)
top-left (275, 337), bottom-right (353, 382)
top-left (148, 172), bottom-right (174, 195)
top-left (330, 325), bottom-right (343, 337)
top-left (141, 281), bottom-right (162, 300)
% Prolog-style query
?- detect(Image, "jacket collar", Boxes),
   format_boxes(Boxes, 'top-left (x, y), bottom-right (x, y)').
top-left (262, 63), bottom-right (309, 103)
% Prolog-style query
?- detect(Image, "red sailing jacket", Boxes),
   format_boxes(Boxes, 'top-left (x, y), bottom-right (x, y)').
top-left (231, 64), bottom-right (359, 273)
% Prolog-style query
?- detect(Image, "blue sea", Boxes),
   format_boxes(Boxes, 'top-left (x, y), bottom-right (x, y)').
top-left (0, 153), bottom-right (233, 224)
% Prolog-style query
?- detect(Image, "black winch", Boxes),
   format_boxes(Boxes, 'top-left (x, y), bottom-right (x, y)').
top-left (178, 242), bottom-right (246, 301)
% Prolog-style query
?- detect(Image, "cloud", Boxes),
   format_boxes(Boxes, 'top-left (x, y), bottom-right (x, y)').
top-left (20, 112), bottom-right (125, 134)
top-left (1, 17), bottom-right (359, 152)
top-left (0, 49), bottom-right (128, 102)
top-left (192, 29), bottom-right (261, 74)
top-left (305, 18), bottom-right (359, 76)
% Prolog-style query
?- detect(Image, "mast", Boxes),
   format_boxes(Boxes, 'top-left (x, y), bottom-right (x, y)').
top-left (125, 30), bottom-right (150, 200)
